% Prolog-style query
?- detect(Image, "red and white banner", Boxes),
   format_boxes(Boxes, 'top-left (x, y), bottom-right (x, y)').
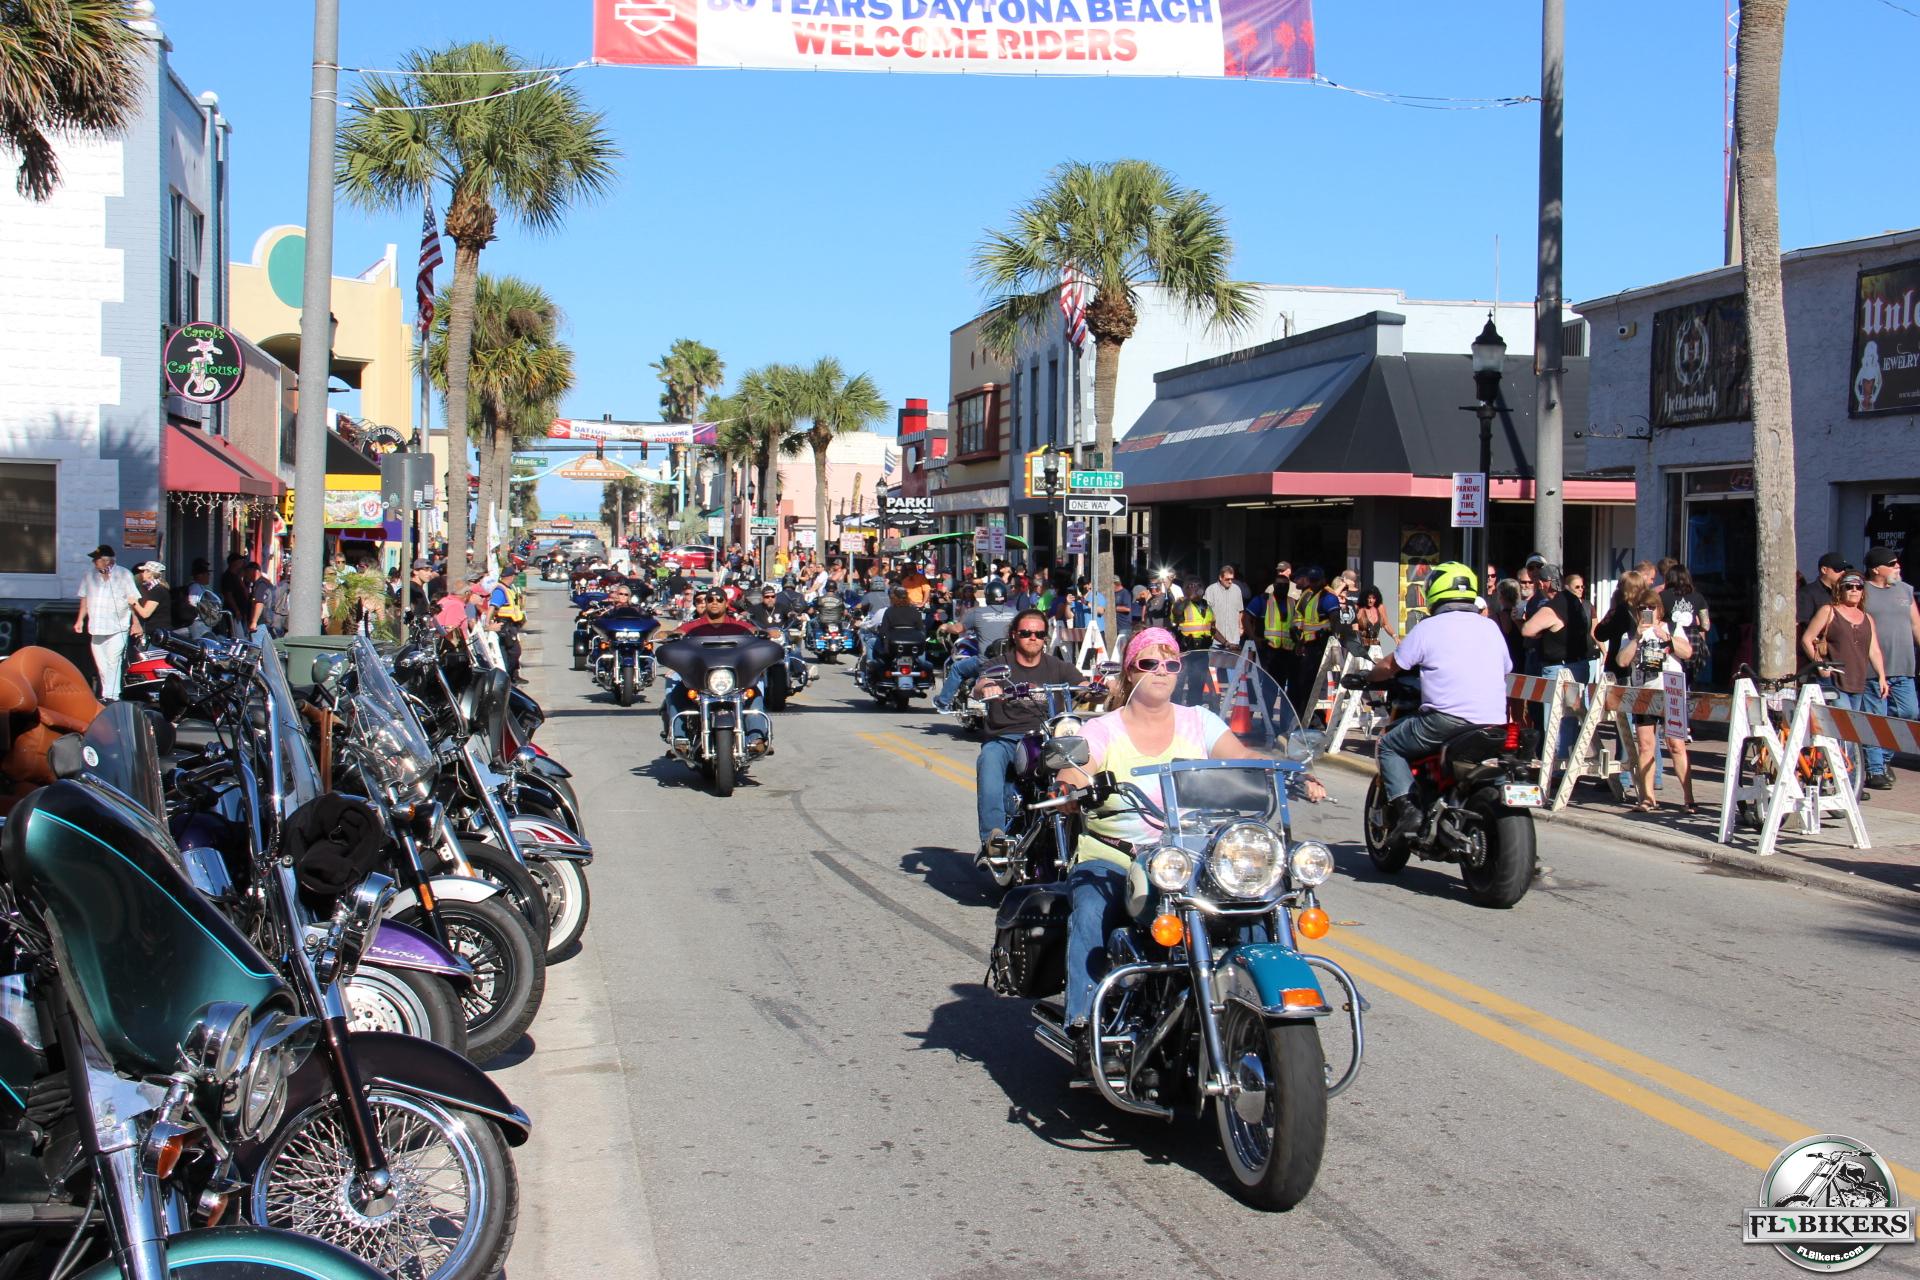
top-left (548, 418), bottom-right (719, 445)
top-left (593, 0), bottom-right (1314, 78)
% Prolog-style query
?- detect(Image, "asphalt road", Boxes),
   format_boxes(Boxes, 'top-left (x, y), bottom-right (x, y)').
top-left (497, 585), bottom-right (1920, 1280)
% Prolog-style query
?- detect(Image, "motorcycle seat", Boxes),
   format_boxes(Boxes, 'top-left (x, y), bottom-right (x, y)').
top-left (1435, 724), bottom-right (1512, 776)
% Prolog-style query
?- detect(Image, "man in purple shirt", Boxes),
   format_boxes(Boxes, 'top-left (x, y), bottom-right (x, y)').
top-left (1360, 562), bottom-right (1512, 842)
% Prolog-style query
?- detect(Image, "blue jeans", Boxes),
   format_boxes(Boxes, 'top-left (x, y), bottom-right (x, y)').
top-left (975, 732), bottom-right (1026, 842)
top-left (1063, 860), bottom-right (1129, 1027)
top-left (938, 655), bottom-right (980, 708)
top-left (1378, 711), bottom-right (1473, 800)
top-left (1862, 675), bottom-right (1917, 775)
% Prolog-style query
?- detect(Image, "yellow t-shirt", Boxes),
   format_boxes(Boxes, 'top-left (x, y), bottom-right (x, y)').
top-left (1073, 704), bottom-right (1230, 869)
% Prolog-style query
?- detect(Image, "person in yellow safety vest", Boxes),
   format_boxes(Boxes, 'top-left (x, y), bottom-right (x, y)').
top-left (1174, 580), bottom-right (1214, 653)
top-left (1286, 565), bottom-right (1342, 719)
top-left (1258, 567), bottom-right (1298, 696)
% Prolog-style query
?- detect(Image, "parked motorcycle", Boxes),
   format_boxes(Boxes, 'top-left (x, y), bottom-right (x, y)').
top-left (1346, 672), bottom-right (1540, 908)
top-left (588, 605), bottom-right (659, 706)
top-left (989, 651), bottom-right (1364, 1210)
top-left (0, 774), bottom-right (386, 1280)
top-left (656, 634), bottom-right (783, 797)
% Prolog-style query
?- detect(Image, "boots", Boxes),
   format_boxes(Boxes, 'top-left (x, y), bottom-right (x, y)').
top-left (1386, 794), bottom-right (1422, 846)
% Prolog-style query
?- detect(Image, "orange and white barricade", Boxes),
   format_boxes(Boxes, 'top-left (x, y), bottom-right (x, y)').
top-left (1715, 678), bottom-right (1790, 846)
top-left (1071, 621), bottom-right (1110, 676)
top-left (1321, 650), bottom-right (1379, 755)
top-left (1754, 684), bottom-right (1870, 856)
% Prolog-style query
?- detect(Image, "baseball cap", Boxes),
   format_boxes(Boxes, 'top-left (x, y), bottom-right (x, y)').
top-left (135, 560), bottom-right (165, 575)
top-left (87, 544), bottom-right (114, 560)
top-left (1818, 552), bottom-right (1851, 573)
top-left (191, 557), bottom-right (211, 574)
top-left (412, 557), bottom-right (432, 570)
top-left (1865, 546), bottom-right (1901, 568)
top-left (1839, 573), bottom-right (1866, 588)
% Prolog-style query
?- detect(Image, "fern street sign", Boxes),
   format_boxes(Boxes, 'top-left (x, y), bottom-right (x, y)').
top-left (1069, 470), bottom-right (1124, 491)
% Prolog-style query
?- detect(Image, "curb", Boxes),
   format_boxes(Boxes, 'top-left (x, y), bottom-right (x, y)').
top-left (1316, 751), bottom-right (1920, 915)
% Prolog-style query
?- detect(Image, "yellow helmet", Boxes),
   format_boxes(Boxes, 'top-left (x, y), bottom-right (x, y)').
top-left (1423, 561), bottom-right (1480, 606)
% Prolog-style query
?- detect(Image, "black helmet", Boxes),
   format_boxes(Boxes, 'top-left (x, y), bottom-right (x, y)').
top-left (985, 580), bottom-right (1009, 604)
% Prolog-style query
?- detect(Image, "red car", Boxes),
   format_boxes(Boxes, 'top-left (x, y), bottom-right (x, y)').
top-left (664, 543), bottom-right (719, 572)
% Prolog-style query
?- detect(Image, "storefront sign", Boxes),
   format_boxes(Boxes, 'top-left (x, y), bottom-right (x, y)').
top-left (592, 0), bottom-right (1316, 78)
top-left (553, 455), bottom-right (638, 482)
top-left (122, 509), bottom-right (158, 550)
top-left (1449, 472), bottom-right (1485, 529)
top-left (1851, 260), bottom-right (1920, 416)
top-left (162, 323), bottom-right (246, 405)
top-left (283, 489), bottom-right (386, 529)
top-left (1649, 295), bottom-right (1749, 427)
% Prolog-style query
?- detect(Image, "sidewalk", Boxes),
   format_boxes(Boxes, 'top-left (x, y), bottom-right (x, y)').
top-left (1325, 728), bottom-right (1920, 913)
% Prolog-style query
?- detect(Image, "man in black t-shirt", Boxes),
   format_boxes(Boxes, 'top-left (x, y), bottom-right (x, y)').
top-left (973, 608), bottom-right (1084, 853)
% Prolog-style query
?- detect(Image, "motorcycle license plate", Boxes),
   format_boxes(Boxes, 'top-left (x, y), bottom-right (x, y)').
top-left (1502, 782), bottom-right (1543, 808)
top-left (896, 676), bottom-right (915, 690)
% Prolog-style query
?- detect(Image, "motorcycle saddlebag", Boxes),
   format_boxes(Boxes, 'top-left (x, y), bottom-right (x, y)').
top-left (987, 884), bottom-right (1068, 998)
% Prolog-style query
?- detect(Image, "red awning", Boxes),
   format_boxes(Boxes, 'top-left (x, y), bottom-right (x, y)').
top-left (163, 422), bottom-right (284, 498)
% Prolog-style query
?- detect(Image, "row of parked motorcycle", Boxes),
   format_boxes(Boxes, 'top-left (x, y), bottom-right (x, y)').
top-left (0, 611), bottom-right (594, 1279)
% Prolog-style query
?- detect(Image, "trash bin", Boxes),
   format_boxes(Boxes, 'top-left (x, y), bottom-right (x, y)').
top-left (0, 608), bottom-right (24, 660)
top-left (276, 635), bottom-right (351, 687)
top-left (32, 604), bottom-right (92, 673)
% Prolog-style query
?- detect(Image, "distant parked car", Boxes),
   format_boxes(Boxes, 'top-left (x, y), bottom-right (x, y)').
top-left (665, 543), bottom-right (718, 572)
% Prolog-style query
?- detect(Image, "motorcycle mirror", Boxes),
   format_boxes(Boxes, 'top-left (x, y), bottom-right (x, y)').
top-left (1040, 735), bottom-right (1091, 771)
top-left (1097, 661), bottom-right (1123, 678)
top-left (312, 652), bottom-right (348, 690)
top-left (1286, 729), bottom-right (1327, 762)
top-left (982, 663), bottom-right (1011, 680)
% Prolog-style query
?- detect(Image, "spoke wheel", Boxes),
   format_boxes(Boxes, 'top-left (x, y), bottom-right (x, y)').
top-left (529, 857), bottom-right (591, 961)
top-left (1215, 1006), bottom-right (1326, 1211)
top-left (426, 898), bottom-right (543, 1065)
top-left (251, 1090), bottom-right (516, 1280)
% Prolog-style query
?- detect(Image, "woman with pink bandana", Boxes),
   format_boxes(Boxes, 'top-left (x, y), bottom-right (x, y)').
top-left (1056, 628), bottom-right (1325, 1074)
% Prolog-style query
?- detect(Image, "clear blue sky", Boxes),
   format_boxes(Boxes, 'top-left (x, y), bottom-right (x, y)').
top-left (156, 0), bottom-right (1916, 518)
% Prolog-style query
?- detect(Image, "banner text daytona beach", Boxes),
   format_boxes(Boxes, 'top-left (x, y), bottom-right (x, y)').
top-left (593, 0), bottom-right (1315, 78)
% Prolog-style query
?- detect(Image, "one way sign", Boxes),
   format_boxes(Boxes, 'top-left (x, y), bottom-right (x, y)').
top-left (1063, 494), bottom-right (1128, 518)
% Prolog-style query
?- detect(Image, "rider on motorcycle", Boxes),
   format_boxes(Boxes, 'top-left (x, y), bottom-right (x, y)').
top-left (1358, 562), bottom-right (1511, 845)
top-left (973, 608), bottom-right (1082, 859)
top-left (933, 578), bottom-right (1017, 713)
top-left (658, 590), bottom-right (770, 740)
top-left (1055, 628), bottom-right (1323, 1077)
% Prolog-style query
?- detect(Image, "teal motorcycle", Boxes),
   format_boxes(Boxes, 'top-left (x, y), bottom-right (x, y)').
top-left (0, 769), bottom-right (383, 1279)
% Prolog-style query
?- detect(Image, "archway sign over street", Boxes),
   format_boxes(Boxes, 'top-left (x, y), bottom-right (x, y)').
top-left (593, 0), bottom-right (1315, 78)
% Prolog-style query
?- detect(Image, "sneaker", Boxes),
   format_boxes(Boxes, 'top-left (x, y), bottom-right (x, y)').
top-left (1866, 772), bottom-right (1894, 791)
top-left (932, 699), bottom-right (953, 714)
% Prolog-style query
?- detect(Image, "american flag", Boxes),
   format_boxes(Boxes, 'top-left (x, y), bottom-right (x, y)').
top-left (1059, 265), bottom-right (1089, 351)
top-left (882, 448), bottom-right (898, 477)
top-left (416, 204), bottom-right (444, 338)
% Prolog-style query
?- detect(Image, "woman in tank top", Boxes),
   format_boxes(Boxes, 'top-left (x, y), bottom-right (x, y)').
top-left (1801, 572), bottom-right (1888, 709)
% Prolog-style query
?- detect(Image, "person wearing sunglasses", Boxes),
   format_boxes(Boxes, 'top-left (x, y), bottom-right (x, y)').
top-left (971, 608), bottom-right (1083, 859)
top-left (1052, 627), bottom-right (1323, 1077)
top-left (1801, 573), bottom-right (1888, 714)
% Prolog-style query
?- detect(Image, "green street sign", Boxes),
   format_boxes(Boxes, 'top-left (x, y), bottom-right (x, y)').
top-left (1070, 470), bottom-right (1124, 491)
top-left (748, 516), bottom-right (777, 534)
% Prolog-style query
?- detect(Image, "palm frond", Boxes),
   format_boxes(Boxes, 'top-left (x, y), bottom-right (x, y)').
top-left (0, 0), bottom-right (145, 199)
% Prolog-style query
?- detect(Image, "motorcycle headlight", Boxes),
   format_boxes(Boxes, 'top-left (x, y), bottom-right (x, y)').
top-left (184, 1002), bottom-right (251, 1084)
top-left (1207, 822), bottom-right (1285, 899)
top-left (1288, 840), bottom-right (1334, 888)
top-left (223, 1012), bottom-right (315, 1141)
top-left (1145, 845), bottom-right (1195, 891)
top-left (1049, 714), bottom-right (1084, 738)
top-left (705, 669), bottom-right (737, 696)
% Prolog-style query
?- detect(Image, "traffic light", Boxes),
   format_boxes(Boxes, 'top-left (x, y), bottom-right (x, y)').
top-left (640, 441), bottom-right (649, 462)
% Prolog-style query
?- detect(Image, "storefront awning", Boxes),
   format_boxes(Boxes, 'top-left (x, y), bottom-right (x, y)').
top-left (163, 421), bottom-right (283, 498)
top-left (1113, 346), bottom-right (1622, 505)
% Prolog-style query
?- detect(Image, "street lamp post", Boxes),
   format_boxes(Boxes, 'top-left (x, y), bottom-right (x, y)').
top-left (1467, 317), bottom-right (1507, 578)
top-left (874, 477), bottom-right (888, 568)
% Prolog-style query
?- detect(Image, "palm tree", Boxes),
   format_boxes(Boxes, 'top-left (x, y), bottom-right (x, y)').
top-left (733, 364), bottom-right (808, 530)
top-left (707, 396), bottom-right (754, 547)
top-left (975, 159), bottom-right (1254, 642)
top-left (798, 357), bottom-right (888, 559)
top-left (1735, 0), bottom-right (1796, 680)
top-left (1, 0), bottom-right (145, 200)
top-left (651, 339), bottom-right (725, 519)
top-left (420, 274), bottom-right (573, 567)
top-left (337, 40), bottom-right (618, 574)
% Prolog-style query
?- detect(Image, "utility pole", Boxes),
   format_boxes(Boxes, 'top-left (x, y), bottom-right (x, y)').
top-left (289, 0), bottom-right (340, 634)
top-left (1533, 0), bottom-right (1566, 567)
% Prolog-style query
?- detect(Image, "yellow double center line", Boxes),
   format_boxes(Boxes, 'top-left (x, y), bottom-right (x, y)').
top-left (857, 731), bottom-right (975, 789)
top-left (852, 728), bottom-right (1916, 1182)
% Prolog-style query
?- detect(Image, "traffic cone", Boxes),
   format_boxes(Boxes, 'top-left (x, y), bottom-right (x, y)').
top-left (1228, 675), bottom-right (1253, 736)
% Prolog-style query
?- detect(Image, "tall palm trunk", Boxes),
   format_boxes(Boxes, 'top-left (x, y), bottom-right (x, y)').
top-left (811, 433), bottom-right (832, 566)
top-left (441, 241), bottom-right (482, 572)
top-left (1090, 334), bottom-right (1125, 647)
top-left (474, 402), bottom-right (498, 568)
top-left (717, 459), bottom-right (733, 544)
top-left (490, 420), bottom-right (513, 558)
top-left (1736, 0), bottom-right (1795, 679)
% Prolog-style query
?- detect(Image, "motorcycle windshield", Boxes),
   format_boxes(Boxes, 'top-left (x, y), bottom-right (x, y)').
top-left (348, 635), bottom-right (436, 780)
top-left (71, 701), bottom-right (168, 821)
top-left (253, 626), bottom-right (323, 817)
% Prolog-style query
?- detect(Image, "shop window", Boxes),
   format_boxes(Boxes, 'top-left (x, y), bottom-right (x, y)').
top-left (0, 464), bottom-right (56, 575)
top-left (957, 393), bottom-right (991, 456)
top-left (167, 191), bottom-right (203, 327)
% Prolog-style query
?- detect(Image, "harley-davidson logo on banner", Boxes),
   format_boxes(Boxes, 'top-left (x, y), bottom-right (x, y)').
top-left (593, 0), bottom-right (1314, 77)
top-left (1851, 260), bottom-right (1920, 417)
top-left (1649, 294), bottom-right (1750, 428)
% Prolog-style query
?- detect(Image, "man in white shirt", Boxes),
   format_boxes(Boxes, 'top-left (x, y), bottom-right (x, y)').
top-left (1203, 564), bottom-right (1246, 649)
top-left (73, 544), bottom-right (141, 699)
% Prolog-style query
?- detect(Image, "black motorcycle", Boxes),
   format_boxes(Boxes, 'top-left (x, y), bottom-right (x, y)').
top-left (1347, 673), bottom-right (1540, 908)
top-left (656, 635), bottom-right (784, 796)
top-left (974, 671), bottom-right (1108, 894)
top-left (858, 622), bottom-right (936, 711)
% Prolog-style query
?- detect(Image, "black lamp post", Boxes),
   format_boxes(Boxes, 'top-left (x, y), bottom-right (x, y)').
top-left (1467, 317), bottom-right (1506, 576)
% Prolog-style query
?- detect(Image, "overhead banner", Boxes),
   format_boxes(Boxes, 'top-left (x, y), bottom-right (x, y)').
top-left (553, 455), bottom-right (640, 482)
top-left (1649, 294), bottom-right (1749, 428)
top-left (548, 418), bottom-right (719, 445)
top-left (593, 0), bottom-right (1315, 78)
top-left (1851, 260), bottom-right (1920, 417)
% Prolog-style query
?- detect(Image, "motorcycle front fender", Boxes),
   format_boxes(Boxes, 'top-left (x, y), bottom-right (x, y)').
top-left (238, 1032), bottom-right (531, 1176)
top-left (514, 771), bottom-right (582, 833)
top-left (365, 919), bottom-right (475, 982)
top-left (506, 814), bottom-right (593, 862)
top-left (1213, 943), bottom-right (1329, 1020)
top-left (73, 1225), bottom-right (386, 1280)
top-left (383, 874), bottom-right (501, 916)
